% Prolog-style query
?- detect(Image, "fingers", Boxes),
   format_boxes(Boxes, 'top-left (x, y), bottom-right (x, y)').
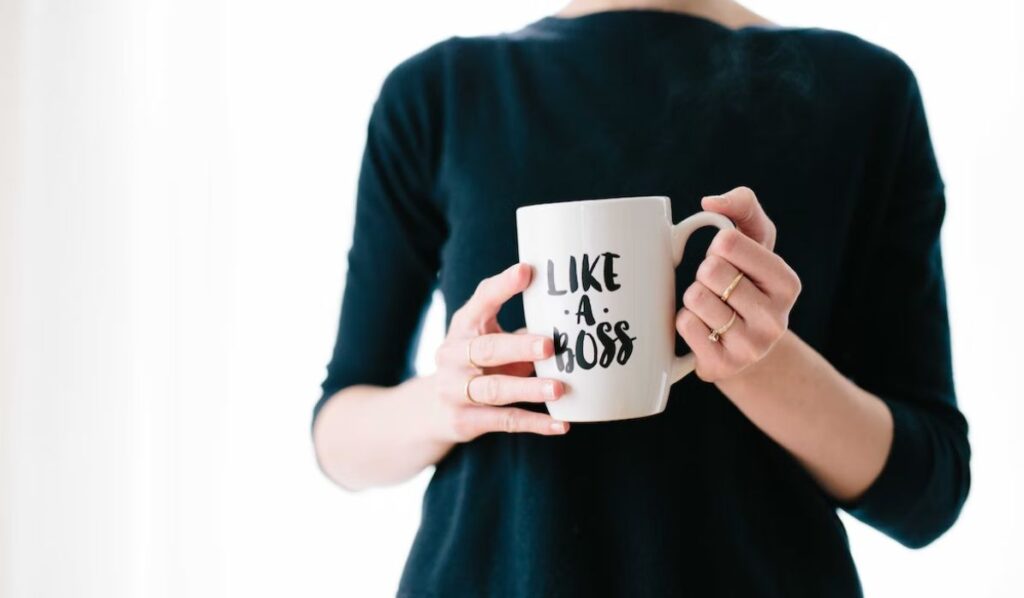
top-left (489, 360), bottom-right (536, 378)
top-left (451, 263), bottom-right (532, 334)
top-left (470, 333), bottom-right (552, 369)
top-left (682, 281), bottom-right (746, 345)
top-left (695, 254), bottom-right (765, 320)
top-left (682, 230), bottom-right (801, 382)
top-left (436, 370), bottom-right (569, 441)
top-left (465, 374), bottom-right (564, 406)
top-left (678, 189), bottom-right (801, 383)
top-left (707, 228), bottom-right (799, 298)
top-left (437, 267), bottom-right (574, 442)
top-left (435, 332), bottom-right (553, 369)
top-left (437, 367), bottom-right (563, 406)
top-left (681, 279), bottom-right (766, 363)
top-left (674, 308), bottom-right (722, 380)
top-left (450, 406), bottom-right (570, 441)
top-left (701, 186), bottom-right (777, 250)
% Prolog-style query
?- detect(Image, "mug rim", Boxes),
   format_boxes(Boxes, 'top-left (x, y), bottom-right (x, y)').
top-left (516, 195), bottom-right (669, 216)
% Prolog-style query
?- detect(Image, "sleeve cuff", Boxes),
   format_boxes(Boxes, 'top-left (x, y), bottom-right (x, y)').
top-left (839, 398), bottom-right (934, 546)
top-left (310, 390), bottom-right (337, 435)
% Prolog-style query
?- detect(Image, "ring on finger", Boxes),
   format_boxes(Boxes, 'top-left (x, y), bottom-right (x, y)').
top-left (720, 272), bottom-right (744, 303)
top-left (708, 310), bottom-right (738, 343)
top-left (464, 373), bottom-right (483, 404)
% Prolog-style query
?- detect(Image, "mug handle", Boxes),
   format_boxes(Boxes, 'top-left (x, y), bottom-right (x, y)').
top-left (669, 211), bottom-right (736, 383)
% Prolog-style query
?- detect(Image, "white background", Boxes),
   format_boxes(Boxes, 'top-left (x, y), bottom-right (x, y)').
top-left (1, 0), bottom-right (1022, 596)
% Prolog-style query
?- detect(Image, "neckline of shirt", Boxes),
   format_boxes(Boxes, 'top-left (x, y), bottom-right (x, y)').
top-left (528, 8), bottom-right (784, 36)
top-left (532, 8), bottom-right (731, 33)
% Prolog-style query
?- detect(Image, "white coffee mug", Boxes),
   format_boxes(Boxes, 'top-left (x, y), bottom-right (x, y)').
top-left (516, 196), bottom-right (734, 422)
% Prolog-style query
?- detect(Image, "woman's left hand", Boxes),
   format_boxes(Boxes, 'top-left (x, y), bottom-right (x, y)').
top-left (676, 187), bottom-right (802, 382)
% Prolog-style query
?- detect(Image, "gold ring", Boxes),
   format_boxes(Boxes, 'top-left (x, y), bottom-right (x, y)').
top-left (720, 272), bottom-right (744, 302)
top-left (467, 337), bottom-right (482, 370)
top-left (708, 310), bottom-right (737, 343)
top-left (464, 373), bottom-right (483, 404)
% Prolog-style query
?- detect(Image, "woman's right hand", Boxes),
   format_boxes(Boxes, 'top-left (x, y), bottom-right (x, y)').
top-left (431, 262), bottom-right (570, 442)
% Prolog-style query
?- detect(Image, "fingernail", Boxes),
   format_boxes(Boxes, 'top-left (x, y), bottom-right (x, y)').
top-left (550, 421), bottom-right (568, 433)
top-left (705, 194), bottom-right (728, 205)
top-left (544, 381), bottom-right (558, 399)
top-left (533, 339), bottom-right (547, 358)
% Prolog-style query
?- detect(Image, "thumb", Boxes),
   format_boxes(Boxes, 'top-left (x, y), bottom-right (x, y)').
top-left (701, 186), bottom-right (777, 250)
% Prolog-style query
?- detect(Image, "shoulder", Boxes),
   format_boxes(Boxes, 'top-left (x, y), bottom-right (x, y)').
top-left (377, 31), bottom-right (517, 88)
top-left (771, 29), bottom-right (940, 187)
top-left (793, 28), bottom-right (915, 79)
top-left (769, 27), bottom-right (920, 99)
top-left (375, 31), bottom-right (534, 127)
top-left (375, 37), bottom-right (452, 105)
top-left (374, 33), bottom-right (515, 108)
top-left (728, 25), bottom-right (924, 125)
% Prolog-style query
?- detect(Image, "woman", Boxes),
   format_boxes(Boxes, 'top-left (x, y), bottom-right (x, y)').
top-left (312, 0), bottom-right (971, 595)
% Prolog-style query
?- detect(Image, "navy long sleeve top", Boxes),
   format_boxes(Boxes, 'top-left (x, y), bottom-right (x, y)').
top-left (314, 9), bottom-right (971, 597)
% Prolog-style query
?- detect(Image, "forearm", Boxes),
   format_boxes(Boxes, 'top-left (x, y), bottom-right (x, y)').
top-left (312, 375), bottom-right (453, 491)
top-left (715, 330), bottom-right (894, 502)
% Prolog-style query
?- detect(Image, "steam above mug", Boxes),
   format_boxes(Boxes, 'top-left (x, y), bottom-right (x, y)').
top-left (516, 196), bottom-right (734, 422)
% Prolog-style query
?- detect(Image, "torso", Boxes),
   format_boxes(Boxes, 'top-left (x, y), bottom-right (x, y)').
top-left (398, 11), bottom-right (914, 596)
